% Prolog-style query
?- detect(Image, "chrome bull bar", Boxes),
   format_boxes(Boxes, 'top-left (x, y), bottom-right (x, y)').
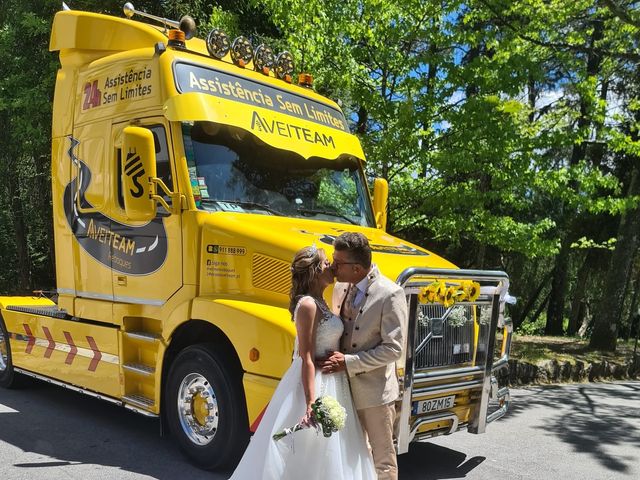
top-left (395, 267), bottom-right (514, 454)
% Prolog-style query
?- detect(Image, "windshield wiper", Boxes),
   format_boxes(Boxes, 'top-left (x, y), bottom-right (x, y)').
top-left (200, 199), bottom-right (283, 216)
top-left (296, 207), bottom-right (358, 225)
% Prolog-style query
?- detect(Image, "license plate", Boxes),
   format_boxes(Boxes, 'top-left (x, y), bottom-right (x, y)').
top-left (412, 395), bottom-right (455, 415)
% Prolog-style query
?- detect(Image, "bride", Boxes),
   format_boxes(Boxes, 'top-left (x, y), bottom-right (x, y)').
top-left (229, 245), bottom-right (376, 480)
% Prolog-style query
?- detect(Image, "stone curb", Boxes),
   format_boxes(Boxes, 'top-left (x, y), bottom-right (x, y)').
top-left (496, 357), bottom-right (640, 386)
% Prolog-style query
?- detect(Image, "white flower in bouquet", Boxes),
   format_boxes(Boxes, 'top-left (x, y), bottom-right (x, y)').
top-left (316, 395), bottom-right (346, 435)
top-left (273, 395), bottom-right (347, 441)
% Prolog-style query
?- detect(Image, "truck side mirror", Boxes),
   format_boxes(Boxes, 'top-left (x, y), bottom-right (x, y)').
top-left (372, 177), bottom-right (388, 230)
top-left (122, 126), bottom-right (157, 222)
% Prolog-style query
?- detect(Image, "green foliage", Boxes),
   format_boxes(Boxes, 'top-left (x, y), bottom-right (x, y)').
top-left (250, 0), bottom-right (639, 349)
top-left (570, 237), bottom-right (617, 250)
top-left (517, 315), bottom-right (548, 336)
top-left (0, 0), bottom-right (60, 292)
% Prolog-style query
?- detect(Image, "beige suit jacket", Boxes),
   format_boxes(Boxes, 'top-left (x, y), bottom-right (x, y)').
top-left (332, 267), bottom-right (408, 410)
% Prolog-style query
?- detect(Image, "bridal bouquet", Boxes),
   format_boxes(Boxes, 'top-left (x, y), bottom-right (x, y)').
top-left (273, 395), bottom-right (347, 441)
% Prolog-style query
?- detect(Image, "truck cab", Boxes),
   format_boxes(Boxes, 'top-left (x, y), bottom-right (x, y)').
top-left (0, 3), bottom-right (513, 470)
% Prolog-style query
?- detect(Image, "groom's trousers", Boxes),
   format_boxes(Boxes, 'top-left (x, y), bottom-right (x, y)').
top-left (358, 401), bottom-right (398, 480)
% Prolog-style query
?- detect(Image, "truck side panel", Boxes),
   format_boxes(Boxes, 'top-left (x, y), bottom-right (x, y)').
top-left (3, 309), bottom-right (121, 398)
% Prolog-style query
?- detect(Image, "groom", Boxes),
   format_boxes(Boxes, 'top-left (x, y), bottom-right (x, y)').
top-left (322, 232), bottom-right (408, 480)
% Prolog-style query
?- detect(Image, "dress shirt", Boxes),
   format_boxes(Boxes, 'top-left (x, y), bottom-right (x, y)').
top-left (353, 265), bottom-right (374, 307)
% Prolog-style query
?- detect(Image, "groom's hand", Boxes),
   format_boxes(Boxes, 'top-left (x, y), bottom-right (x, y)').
top-left (321, 351), bottom-right (346, 374)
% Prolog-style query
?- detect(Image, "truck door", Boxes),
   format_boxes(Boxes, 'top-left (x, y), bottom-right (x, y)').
top-left (66, 119), bottom-right (115, 304)
top-left (110, 118), bottom-right (182, 305)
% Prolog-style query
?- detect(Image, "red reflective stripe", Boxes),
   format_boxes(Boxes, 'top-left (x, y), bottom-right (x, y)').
top-left (250, 404), bottom-right (268, 432)
top-left (42, 326), bottom-right (55, 358)
top-left (23, 324), bottom-right (35, 354)
top-left (86, 336), bottom-right (102, 371)
top-left (63, 331), bottom-right (77, 365)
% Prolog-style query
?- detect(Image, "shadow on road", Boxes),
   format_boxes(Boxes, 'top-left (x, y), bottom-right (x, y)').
top-left (2, 376), bottom-right (638, 479)
top-left (0, 378), bottom-right (225, 479)
top-left (398, 442), bottom-right (485, 479)
top-left (503, 382), bottom-right (640, 475)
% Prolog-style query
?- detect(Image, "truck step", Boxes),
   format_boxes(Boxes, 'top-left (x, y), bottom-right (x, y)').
top-left (124, 331), bottom-right (161, 342)
top-left (123, 394), bottom-right (155, 408)
top-left (123, 363), bottom-right (155, 375)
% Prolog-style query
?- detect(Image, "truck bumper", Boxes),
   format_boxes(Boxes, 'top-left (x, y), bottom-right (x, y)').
top-left (394, 267), bottom-right (514, 454)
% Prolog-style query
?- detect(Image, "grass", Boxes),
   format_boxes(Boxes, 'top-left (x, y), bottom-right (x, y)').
top-left (506, 334), bottom-right (640, 366)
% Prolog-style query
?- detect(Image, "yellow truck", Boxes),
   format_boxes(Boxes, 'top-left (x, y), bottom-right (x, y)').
top-left (0, 3), bottom-right (513, 469)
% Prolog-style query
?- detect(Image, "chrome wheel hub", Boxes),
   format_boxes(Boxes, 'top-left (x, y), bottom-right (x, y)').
top-left (177, 373), bottom-right (219, 445)
top-left (0, 329), bottom-right (8, 372)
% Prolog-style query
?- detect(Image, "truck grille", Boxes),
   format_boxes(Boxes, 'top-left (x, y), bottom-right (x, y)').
top-left (414, 304), bottom-right (490, 369)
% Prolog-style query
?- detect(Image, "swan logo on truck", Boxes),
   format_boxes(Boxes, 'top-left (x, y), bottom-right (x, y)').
top-left (63, 137), bottom-right (168, 275)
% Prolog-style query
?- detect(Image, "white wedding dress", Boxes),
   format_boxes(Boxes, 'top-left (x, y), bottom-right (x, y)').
top-left (229, 296), bottom-right (376, 480)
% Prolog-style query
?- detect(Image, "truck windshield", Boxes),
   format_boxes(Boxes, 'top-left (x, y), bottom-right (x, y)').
top-left (182, 121), bottom-right (375, 227)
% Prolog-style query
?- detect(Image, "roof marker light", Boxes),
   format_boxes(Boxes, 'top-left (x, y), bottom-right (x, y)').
top-left (275, 51), bottom-right (295, 83)
top-left (230, 36), bottom-right (253, 68)
top-left (253, 44), bottom-right (275, 75)
top-left (298, 73), bottom-right (314, 88)
top-left (168, 29), bottom-right (185, 48)
top-left (206, 29), bottom-right (230, 59)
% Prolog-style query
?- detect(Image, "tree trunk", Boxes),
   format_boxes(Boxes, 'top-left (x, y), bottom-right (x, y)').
top-left (578, 302), bottom-right (592, 338)
top-left (532, 290), bottom-right (551, 326)
top-left (528, 72), bottom-right (537, 123)
top-left (590, 165), bottom-right (640, 350)
top-left (568, 250), bottom-right (596, 335)
top-left (34, 152), bottom-right (55, 285)
top-left (8, 176), bottom-right (30, 292)
top-left (513, 269), bottom-right (553, 329)
top-left (420, 27), bottom-right (438, 179)
top-left (545, 239), bottom-right (570, 335)
top-left (546, 18), bottom-right (605, 335)
top-left (625, 266), bottom-right (640, 340)
top-left (356, 105), bottom-right (368, 136)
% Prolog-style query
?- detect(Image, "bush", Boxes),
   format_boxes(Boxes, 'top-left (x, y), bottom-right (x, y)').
top-left (517, 314), bottom-right (547, 336)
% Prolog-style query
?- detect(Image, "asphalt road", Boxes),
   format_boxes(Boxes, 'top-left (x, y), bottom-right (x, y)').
top-left (0, 379), bottom-right (638, 479)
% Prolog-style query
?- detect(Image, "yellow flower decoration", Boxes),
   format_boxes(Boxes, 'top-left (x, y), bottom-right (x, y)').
top-left (443, 286), bottom-right (457, 307)
top-left (418, 282), bottom-right (439, 303)
top-left (462, 280), bottom-right (481, 302)
top-left (417, 288), bottom-right (429, 304)
top-left (452, 286), bottom-right (468, 302)
top-left (418, 280), bottom-right (482, 305)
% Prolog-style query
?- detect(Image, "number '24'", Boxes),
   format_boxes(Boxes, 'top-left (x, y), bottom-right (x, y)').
top-left (83, 80), bottom-right (101, 110)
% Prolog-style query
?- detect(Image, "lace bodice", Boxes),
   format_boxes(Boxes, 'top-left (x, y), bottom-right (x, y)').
top-left (293, 296), bottom-right (344, 359)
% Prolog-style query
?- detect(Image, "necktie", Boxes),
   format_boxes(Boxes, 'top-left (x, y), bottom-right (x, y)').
top-left (342, 285), bottom-right (358, 322)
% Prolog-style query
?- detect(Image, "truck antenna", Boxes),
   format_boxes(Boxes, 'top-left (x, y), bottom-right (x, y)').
top-left (123, 2), bottom-right (196, 40)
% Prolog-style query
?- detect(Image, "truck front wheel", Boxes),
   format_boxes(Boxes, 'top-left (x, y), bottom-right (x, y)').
top-left (165, 344), bottom-right (249, 470)
top-left (0, 314), bottom-right (17, 388)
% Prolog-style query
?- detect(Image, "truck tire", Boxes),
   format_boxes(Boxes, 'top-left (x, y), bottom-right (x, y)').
top-left (165, 344), bottom-right (249, 470)
top-left (0, 314), bottom-right (17, 388)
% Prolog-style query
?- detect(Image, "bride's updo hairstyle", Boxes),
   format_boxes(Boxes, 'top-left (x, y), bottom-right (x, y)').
top-left (289, 245), bottom-right (323, 318)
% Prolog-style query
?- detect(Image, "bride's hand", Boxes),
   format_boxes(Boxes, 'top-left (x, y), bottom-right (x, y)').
top-left (300, 404), bottom-right (314, 427)
top-left (321, 351), bottom-right (346, 373)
